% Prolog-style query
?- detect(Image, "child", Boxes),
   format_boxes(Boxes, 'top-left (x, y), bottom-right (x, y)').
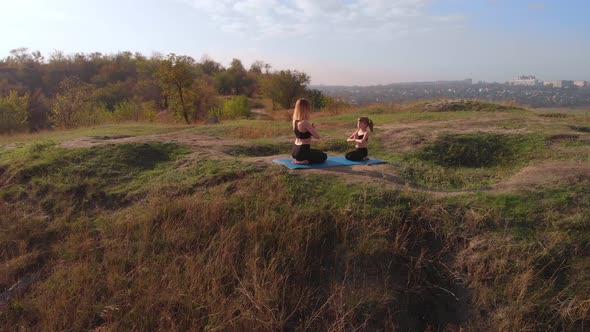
top-left (345, 117), bottom-right (373, 161)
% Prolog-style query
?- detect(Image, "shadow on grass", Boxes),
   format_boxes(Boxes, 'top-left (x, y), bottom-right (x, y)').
top-left (569, 125), bottom-right (590, 133)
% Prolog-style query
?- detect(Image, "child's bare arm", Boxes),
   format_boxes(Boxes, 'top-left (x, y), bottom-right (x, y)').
top-left (355, 132), bottom-right (369, 143)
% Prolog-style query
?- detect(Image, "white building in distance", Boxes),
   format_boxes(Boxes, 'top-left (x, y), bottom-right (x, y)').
top-left (574, 80), bottom-right (588, 87)
top-left (508, 75), bottom-right (540, 86)
top-left (544, 80), bottom-right (575, 88)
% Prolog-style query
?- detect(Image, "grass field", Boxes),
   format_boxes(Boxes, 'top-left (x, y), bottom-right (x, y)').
top-left (1, 100), bottom-right (589, 330)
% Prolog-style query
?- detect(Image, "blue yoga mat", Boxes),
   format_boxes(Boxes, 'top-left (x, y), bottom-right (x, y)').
top-left (272, 156), bottom-right (386, 169)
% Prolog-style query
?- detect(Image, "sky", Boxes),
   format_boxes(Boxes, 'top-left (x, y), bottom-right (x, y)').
top-left (1, 0), bottom-right (589, 85)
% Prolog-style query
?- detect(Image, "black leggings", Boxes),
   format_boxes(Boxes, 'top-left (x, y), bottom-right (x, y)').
top-left (292, 144), bottom-right (327, 164)
top-left (345, 148), bottom-right (368, 161)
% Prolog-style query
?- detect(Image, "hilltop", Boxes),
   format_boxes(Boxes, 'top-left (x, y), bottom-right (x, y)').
top-left (1, 100), bottom-right (589, 330)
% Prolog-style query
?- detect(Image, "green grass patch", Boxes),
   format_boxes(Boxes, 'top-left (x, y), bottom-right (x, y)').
top-left (0, 142), bottom-right (189, 214)
top-left (148, 159), bottom-right (261, 195)
top-left (420, 100), bottom-right (524, 112)
top-left (446, 179), bottom-right (590, 236)
top-left (316, 139), bottom-right (351, 153)
top-left (397, 132), bottom-right (544, 189)
top-left (538, 112), bottom-right (568, 118)
top-left (493, 118), bottom-right (528, 129)
top-left (0, 123), bottom-right (190, 146)
top-left (419, 132), bottom-right (532, 168)
top-left (223, 142), bottom-right (290, 156)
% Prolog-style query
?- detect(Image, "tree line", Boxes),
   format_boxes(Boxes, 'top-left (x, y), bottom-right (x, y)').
top-left (0, 48), bottom-right (337, 133)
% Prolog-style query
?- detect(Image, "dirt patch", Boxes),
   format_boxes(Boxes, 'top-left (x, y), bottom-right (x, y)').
top-left (0, 143), bottom-right (18, 149)
top-left (495, 161), bottom-right (590, 192)
top-left (61, 133), bottom-right (249, 150)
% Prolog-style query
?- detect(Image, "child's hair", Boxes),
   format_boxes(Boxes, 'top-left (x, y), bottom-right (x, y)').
top-left (358, 117), bottom-right (374, 132)
top-left (293, 98), bottom-right (311, 121)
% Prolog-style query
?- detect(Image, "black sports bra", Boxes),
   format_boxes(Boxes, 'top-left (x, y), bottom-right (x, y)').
top-left (358, 133), bottom-right (368, 141)
top-left (294, 120), bottom-right (312, 139)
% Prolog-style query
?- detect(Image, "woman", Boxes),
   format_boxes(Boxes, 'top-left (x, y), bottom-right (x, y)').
top-left (292, 98), bottom-right (327, 164)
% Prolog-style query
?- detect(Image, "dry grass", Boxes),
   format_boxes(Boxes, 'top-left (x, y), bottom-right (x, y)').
top-left (1, 99), bottom-right (590, 331)
top-left (0, 163), bottom-right (471, 330)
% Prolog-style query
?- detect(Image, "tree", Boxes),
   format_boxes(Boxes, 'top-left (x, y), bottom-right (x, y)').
top-left (155, 54), bottom-right (196, 124)
top-left (249, 60), bottom-right (266, 74)
top-left (199, 56), bottom-right (224, 76)
top-left (261, 70), bottom-right (310, 109)
top-left (0, 90), bottom-right (30, 133)
top-left (91, 80), bottom-right (135, 110)
top-left (6, 48), bottom-right (32, 67)
top-left (307, 89), bottom-right (326, 110)
top-left (214, 71), bottom-right (234, 96)
top-left (228, 58), bottom-right (248, 95)
top-left (135, 54), bottom-right (165, 106)
top-left (50, 76), bottom-right (92, 128)
top-left (186, 79), bottom-right (219, 121)
top-left (28, 89), bottom-right (50, 131)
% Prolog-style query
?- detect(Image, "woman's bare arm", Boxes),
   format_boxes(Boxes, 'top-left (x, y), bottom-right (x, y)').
top-left (347, 130), bottom-right (358, 142)
top-left (302, 121), bottom-right (320, 139)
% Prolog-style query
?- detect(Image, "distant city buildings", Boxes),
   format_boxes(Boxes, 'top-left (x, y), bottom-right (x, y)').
top-left (317, 77), bottom-right (590, 108)
top-left (508, 75), bottom-right (588, 88)
top-left (544, 80), bottom-right (574, 88)
top-left (508, 75), bottom-right (589, 88)
top-left (316, 74), bottom-right (590, 108)
top-left (508, 75), bottom-right (540, 86)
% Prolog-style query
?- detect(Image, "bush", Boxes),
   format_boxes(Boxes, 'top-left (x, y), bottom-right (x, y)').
top-left (113, 98), bottom-right (158, 122)
top-left (141, 101), bottom-right (159, 122)
top-left (78, 102), bottom-right (113, 126)
top-left (218, 96), bottom-right (251, 120)
top-left (0, 90), bottom-right (30, 134)
top-left (50, 77), bottom-right (93, 129)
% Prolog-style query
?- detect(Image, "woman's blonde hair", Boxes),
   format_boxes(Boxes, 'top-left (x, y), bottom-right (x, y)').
top-left (358, 117), bottom-right (374, 132)
top-left (292, 98), bottom-right (311, 121)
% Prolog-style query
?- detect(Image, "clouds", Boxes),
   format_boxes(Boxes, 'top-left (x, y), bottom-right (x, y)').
top-left (180, 0), bottom-right (464, 38)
